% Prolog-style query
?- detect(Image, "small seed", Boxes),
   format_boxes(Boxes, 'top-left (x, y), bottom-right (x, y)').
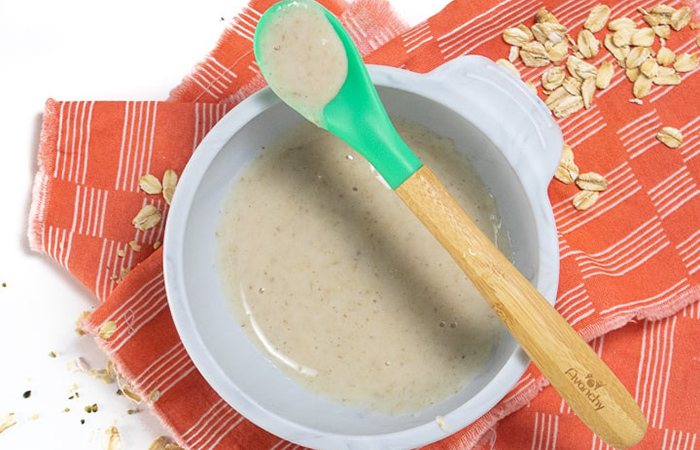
top-left (596, 60), bottom-right (614, 89)
top-left (496, 58), bottom-right (520, 77)
top-left (139, 174), bottom-right (162, 195)
top-left (150, 389), bottom-right (162, 403)
top-left (132, 204), bottom-right (162, 231)
top-left (670, 6), bottom-right (691, 31)
top-left (117, 249), bottom-right (125, 258)
top-left (656, 47), bottom-right (675, 66)
top-left (673, 53), bottom-right (699, 73)
top-left (128, 240), bottom-right (141, 252)
top-left (633, 74), bottom-right (652, 98)
top-left (542, 67), bottom-right (567, 91)
top-left (656, 127), bottom-right (683, 148)
top-left (503, 25), bottom-right (533, 46)
top-left (581, 78), bottom-right (596, 108)
top-left (120, 382), bottom-right (142, 403)
top-left (162, 169), bottom-right (178, 205)
top-left (99, 321), bottom-right (117, 339)
top-left (630, 28), bottom-right (655, 47)
top-left (584, 4), bottom-right (611, 33)
top-left (649, 4), bottom-right (675, 19)
top-left (576, 172), bottom-right (608, 191)
top-left (573, 190), bottom-right (600, 210)
top-left (608, 17), bottom-right (637, 31)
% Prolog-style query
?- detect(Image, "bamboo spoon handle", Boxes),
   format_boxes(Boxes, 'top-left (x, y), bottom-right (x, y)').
top-left (396, 166), bottom-right (647, 449)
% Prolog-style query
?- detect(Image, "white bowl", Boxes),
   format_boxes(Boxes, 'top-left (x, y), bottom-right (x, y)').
top-left (164, 55), bottom-right (562, 450)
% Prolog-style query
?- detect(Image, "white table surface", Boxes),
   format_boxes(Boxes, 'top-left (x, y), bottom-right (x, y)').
top-left (0, 0), bottom-right (450, 448)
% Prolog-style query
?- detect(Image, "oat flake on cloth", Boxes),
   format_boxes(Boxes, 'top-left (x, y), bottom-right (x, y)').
top-left (28, 0), bottom-right (700, 448)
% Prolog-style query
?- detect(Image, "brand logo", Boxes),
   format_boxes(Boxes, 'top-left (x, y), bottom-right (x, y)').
top-left (565, 368), bottom-right (606, 411)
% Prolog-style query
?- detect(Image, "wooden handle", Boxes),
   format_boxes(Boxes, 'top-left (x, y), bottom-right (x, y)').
top-left (396, 166), bottom-right (646, 448)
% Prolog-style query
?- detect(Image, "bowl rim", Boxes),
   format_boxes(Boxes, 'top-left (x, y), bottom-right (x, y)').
top-left (164, 56), bottom-right (562, 449)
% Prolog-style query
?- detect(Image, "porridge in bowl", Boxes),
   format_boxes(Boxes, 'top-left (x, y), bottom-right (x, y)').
top-left (216, 118), bottom-right (512, 414)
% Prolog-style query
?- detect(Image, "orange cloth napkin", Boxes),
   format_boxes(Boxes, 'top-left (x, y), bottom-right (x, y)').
top-left (28, 0), bottom-right (700, 448)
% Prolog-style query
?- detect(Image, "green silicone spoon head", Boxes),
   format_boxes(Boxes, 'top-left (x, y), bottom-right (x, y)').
top-left (254, 0), bottom-right (422, 189)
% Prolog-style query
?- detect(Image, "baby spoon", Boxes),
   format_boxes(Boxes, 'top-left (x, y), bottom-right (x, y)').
top-left (253, 1), bottom-right (647, 447)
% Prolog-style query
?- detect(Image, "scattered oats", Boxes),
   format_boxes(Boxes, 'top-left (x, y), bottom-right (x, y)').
top-left (630, 27), bottom-right (655, 47)
top-left (573, 190), bottom-right (600, 210)
top-left (555, 158), bottom-right (579, 184)
top-left (435, 415), bottom-right (449, 432)
top-left (692, 22), bottom-right (700, 30)
top-left (566, 55), bottom-right (597, 79)
top-left (89, 369), bottom-right (114, 384)
top-left (545, 40), bottom-right (569, 64)
top-left (576, 172), bottom-right (608, 191)
top-left (653, 66), bottom-right (681, 85)
top-left (652, 24), bottom-right (670, 39)
top-left (656, 46), bottom-right (676, 66)
top-left (496, 58), bottom-right (520, 77)
top-left (106, 426), bottom-right (122, 450)
top-left (503, 25), bottom-right (533, 46)
top-left (30, 413), bottom-right (39, 420)
top-left (613, 28), bottom-right (635, 47)
top-left (640, 58), bottom-right (659, 78)
top-left (75, 357), bottom-right (91, 373)
top-left (139, 174), bottom-right (162, 195)
top-left (629, 98), bottom-right (644, 104)
top-left (532, 22), bottom-right (567, 44)
top-left (563, 76), bottom-right (583, 96)
top-left (150, 389), bottom-right (162, 403)
top-left (550, 92), bottom-right (585, 118)
top-left (535, 8), bottom-right (559, 24)
top-left (117, 267), bottom-right (131, 284)
top-left (98, 321), bottom-right (117, 339)
top-left (542, 67), bottom-right (567, 90)
top-left (132, 204), bottom-right (162, 231)
top-left (596, 60), bottom-right (614, 89)
top-left (633, 74), bottom-right (652, 98)
top-left (128, 240), bottom-right (141, 252)
top-left (626, 46), bottom-right (651, 69)
top-left (119, 381), bottom-right (142, 403)
top-left (153, 241), bottom-right (162, 250)
top-left (673, 53), bottom-right (698, 73)
top-left (584, 4), bottom-right (610, 33)
top-left (106, 360), bottom-right (121, 380)
top-left (75, 310), bottom-right (91, 336)
top-left (656, 126), bottom-right (683, 148)
top-left (670, 6), bottom-right (691, 31)
top-left (649, 5), bottom-right (675, 22)
top-left (581, 78), bottom-right (596, 108)
top-left (604, 34), bottom-right (630, 62)
top-left (162, 169), bottom-right (178, 205)
top-left (577, 29), bottom-right (599, 59)
top-left (520, 41), bottom-right (550, 67)
top-left (117, 249), bottom-right (125, 258)
top-left (0, 413), bottom-right (17, 434)
top-left (697, 36), bottom-right (700, 48)
top-left (508, 45), bottom-right (520, 63)
top-left (148, 436), bottom-right (184, 450)
top-left (608, 17), bottom-right (637, 31)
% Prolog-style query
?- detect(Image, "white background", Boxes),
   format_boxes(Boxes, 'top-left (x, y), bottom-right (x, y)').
top-left (0, 0), bottom-right (450, 448)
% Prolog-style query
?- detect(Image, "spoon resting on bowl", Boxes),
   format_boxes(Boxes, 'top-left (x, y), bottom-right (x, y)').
top-left (253, 0), bottom-right (647, 447)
